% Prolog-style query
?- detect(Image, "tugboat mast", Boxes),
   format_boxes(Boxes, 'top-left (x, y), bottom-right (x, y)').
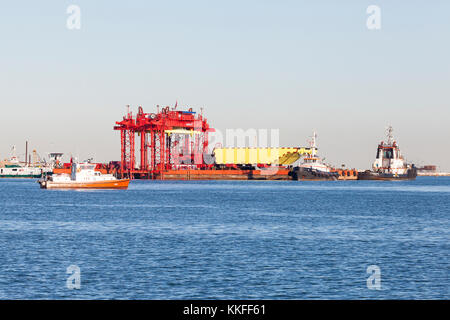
top-left (310, 132), bottom-right (317, 157)
top-left (386, 125), bottom-right (394, 145)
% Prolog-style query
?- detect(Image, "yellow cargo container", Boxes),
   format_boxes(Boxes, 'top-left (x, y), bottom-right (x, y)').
top-left (213, 147), bottom-right (314, 165)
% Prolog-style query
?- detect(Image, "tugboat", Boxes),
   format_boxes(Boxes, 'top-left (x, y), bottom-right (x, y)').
top-left (289, 132), bottom-right (339, 181)
top-left (358, 126), bottom-right (417, 180)
top-left (39, 162), bottom-right (129, 189)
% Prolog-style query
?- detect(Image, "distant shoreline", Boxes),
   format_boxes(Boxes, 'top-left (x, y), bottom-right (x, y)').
top-left (418, 173), bottom-right (450, 177)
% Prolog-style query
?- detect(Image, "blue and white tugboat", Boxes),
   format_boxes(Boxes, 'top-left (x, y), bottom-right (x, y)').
top-left (358, 126), bottom-right (417, 180)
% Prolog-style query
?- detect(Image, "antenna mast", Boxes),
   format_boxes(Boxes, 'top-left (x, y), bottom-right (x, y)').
top-left (386, 126), bottom-right (394, 145)
top-left (310, 132), bottom-right (317, 157)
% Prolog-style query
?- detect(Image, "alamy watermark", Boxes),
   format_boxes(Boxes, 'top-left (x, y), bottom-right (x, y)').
top-left (366, 5), bottom-right (381, 30)
top-left (66, 265), bottom-right (81, 290)
top-left (66, 5), bottom-right (81, 30)
top-left (171, 127), bottom-right (281, 167)
top-left (366, 265), bottom-right (381, 290)
top-left (64, 5), bottom-right (381, 32)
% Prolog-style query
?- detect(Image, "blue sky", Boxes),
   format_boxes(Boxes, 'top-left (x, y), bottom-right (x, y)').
top-left (1, 1), bottom-right (449, 170)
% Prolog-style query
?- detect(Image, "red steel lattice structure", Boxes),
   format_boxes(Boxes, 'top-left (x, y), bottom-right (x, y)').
top-left (114, 105), bottom-right (213, 179)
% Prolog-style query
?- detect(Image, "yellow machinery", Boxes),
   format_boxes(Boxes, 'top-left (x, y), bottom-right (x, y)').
top-left (165, 129), bottom-right (202, 136)
top-left (213, 147), bottom-right (315, 165)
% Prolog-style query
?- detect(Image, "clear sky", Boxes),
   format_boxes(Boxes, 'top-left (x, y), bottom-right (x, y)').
top-left (1, 1), bottom-right (449, 170)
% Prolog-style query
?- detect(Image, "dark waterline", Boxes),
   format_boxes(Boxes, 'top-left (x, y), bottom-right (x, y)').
top-left (0, 177), bottom-right (448, 299)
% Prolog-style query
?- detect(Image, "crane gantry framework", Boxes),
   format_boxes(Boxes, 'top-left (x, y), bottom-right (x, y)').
top-left (114, 105), bottom-right (213, 178)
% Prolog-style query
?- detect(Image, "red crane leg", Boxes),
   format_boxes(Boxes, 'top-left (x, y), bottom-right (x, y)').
top-left (129, 130), bottom-right (135, 177)
top-left (151, 130), bottom-right (156, 171)
top-left (140, 130), bottom-right (146, 171)
top-left (161, 130), bottom-right (165, 171)
top-left (120, 129), bottom-right (126, 177)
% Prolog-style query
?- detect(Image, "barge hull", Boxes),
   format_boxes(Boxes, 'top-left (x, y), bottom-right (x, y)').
top-left (131, 169), bottom-right (291, 180)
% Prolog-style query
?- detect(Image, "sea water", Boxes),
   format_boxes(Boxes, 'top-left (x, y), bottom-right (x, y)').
top-left (0, 177), bottom-right (448, 299)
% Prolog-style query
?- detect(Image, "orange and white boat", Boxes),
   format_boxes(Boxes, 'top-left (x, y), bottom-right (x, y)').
top-left (39, 163), bottom-right (129, 189)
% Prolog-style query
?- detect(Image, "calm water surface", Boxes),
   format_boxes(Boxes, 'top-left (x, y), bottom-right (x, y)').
top-left (0, 177), bottom-right (448, 299)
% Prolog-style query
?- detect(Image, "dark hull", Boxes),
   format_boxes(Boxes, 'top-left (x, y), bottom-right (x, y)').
top-left (0, 174), bottom-right (43, 178)
top-left (358, 168), bottom-right (417, 180)
top-left (289, 167), bottom-right (339, 181)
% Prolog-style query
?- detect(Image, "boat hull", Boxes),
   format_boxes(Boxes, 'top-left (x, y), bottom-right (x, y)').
top-left (1, 174), bottom-right (43, 179)
top-left (358, 168), bottom-right (417, 181)
top-left (40, 179), bottom-right (130, 189)
top-left (289, 167), bottom-right (339, 181)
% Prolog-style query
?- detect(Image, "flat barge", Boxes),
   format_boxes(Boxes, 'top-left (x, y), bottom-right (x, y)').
top-left (151, 168), bottom-right (291, 180)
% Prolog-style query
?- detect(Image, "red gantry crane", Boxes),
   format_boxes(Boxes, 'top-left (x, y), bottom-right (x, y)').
top-left (114, 104), bottom-right (213, 179)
